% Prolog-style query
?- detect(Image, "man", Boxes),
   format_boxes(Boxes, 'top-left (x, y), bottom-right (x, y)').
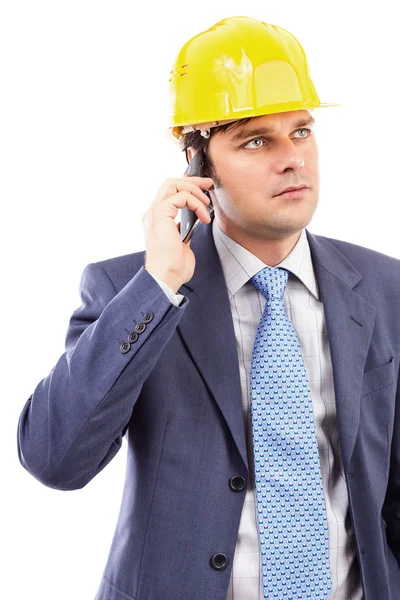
top-left (17, 16), bottom-right (400, 600)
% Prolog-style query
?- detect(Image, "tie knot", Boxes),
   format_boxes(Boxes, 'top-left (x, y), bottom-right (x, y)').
top-left (250, 266), bottom-right (289, 300)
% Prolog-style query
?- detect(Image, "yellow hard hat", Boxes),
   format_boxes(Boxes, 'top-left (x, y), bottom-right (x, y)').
top-left (169, 16), bottom-right (338, 139)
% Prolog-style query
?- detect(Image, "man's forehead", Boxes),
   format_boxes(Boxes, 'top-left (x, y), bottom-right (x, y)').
top-left (227, 110), bottom-right (315, 137)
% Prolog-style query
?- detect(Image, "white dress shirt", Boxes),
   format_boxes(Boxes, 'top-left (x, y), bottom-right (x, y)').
top-left (147, 218), bottom-right (364, 599)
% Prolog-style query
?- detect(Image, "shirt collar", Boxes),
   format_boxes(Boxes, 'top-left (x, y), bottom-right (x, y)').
top-left (211, 218), bottom-right (320, 300)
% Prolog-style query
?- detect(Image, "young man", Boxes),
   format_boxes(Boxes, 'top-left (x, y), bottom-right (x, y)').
top-left (17, 16), bottom-right (400, 600)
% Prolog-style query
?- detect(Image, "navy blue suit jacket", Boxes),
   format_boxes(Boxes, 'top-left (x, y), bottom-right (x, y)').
top-left (17, 222), bottom-right (400, 599)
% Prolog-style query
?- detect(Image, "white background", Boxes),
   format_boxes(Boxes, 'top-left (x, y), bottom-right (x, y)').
top-left (1, 1), bottom-right (398, 599)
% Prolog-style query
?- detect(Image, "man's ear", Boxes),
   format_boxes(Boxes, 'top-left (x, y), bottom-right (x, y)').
top-left (186, 147), bottom-right (198, 163)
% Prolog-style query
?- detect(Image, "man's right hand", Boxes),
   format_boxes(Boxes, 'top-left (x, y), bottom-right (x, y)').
top-left (142, 176), bottom-right (214, 294)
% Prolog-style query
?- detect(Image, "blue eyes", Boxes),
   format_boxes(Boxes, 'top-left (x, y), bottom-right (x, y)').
top-left (244, 138), bottom-right (264, 149)
top-left (243, 128), bottom-right (312, 149)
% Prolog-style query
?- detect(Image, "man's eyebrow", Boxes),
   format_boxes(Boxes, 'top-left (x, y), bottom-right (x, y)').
top-left (229, 116), bottom-right (316, 142)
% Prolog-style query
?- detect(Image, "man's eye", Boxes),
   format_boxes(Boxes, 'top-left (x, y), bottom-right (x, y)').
top-left (243, 138), bottom-right (265, 149)
top-left (243, 129), bottom-right (312, 148)
top-left (294, 128), bottom-right (311, 138)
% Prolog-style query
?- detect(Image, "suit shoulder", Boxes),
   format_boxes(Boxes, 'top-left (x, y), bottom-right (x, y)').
top-left (316, 233), bottom-right (400, 270)
top-left (89, 249), bottom-right (146, 291)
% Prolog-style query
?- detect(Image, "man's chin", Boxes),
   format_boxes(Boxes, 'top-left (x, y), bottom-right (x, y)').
top-left (253, 216), bottom-right (313, 239)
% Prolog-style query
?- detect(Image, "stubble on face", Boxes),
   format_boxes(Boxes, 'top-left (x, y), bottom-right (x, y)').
top-left (202, 111), bottom-right (320, 251)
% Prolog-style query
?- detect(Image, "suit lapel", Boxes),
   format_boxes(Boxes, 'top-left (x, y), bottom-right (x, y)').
top-left (177, 223), bottom-right (249, 470)
top-left (306, 231), bottom-right (377, 471)
top-left (176, 222), bottom-right (376, 475)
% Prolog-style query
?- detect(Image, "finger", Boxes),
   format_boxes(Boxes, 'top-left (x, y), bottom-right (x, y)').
top-left (184, 176), bottom-right (214, 188)
top-left (173, 191), bottom-right (212, 221)
top-left (154, 179), bottom-right (212, 207)
top-left (162, 191), bottom-right (212, 223)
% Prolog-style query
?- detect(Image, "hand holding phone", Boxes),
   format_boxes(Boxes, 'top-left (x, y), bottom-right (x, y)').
top-left (142, 161), bottom-right (213, 293)
top-left (180, 150), bottom-right (214, 243)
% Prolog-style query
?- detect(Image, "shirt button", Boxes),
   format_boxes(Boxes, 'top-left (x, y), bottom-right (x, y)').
top-left (135, 322), bottom-right (147, 334)
top-left (211, 553), bottom-right (228, 570)
top-left (120, 341), bottom-right (131, 354)
top-left (128, 332), bottom-right (139, 343)
top-left (229, 476), bottom-right (246, 492)
top-left (143, 312), bottom-right (154, 323)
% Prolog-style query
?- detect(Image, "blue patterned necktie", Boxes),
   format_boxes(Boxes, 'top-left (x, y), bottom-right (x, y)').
top-left (250, 266), bottom-right (332, 599)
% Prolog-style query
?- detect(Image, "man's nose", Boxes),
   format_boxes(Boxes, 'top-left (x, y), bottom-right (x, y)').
top-left (273, 140), bottom-right (305, 172)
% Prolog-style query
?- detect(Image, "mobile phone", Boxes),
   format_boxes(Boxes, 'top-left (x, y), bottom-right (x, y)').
top-left (180, 150), bottom-right (214, 243)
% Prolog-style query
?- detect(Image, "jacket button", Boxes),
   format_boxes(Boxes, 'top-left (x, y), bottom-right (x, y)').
top-left (128, 332), bottom-right (139, 343)
top-left (120, 341), bottom-right (131, 354)
top-left (229, 476), bottom-right (246, 492)
top-left (143, 312), bottom-right (154, 323)
top-left (211, 553), bottom-right (228, 570)
top-left (135, 322), bottom-right (147, 334)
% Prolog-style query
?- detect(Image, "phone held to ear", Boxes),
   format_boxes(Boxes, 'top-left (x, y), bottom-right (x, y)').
top-left (180, 150), bottom-right (214, 243)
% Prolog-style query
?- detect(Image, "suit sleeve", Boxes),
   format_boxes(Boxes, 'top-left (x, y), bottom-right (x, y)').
top-left (382, 366), bottom-right (400, 566)
top-left (146, 269), bottom-right (185, 306)
top-left (17, 263), bottom-right (189, 491)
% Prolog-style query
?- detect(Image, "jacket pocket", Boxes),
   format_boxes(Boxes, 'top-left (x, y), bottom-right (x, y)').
top-left (361, 356), bottom-right (396, 398)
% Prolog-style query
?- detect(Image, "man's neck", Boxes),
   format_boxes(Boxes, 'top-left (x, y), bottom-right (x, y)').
top-left (214, 217), bottom-right (302, 267)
